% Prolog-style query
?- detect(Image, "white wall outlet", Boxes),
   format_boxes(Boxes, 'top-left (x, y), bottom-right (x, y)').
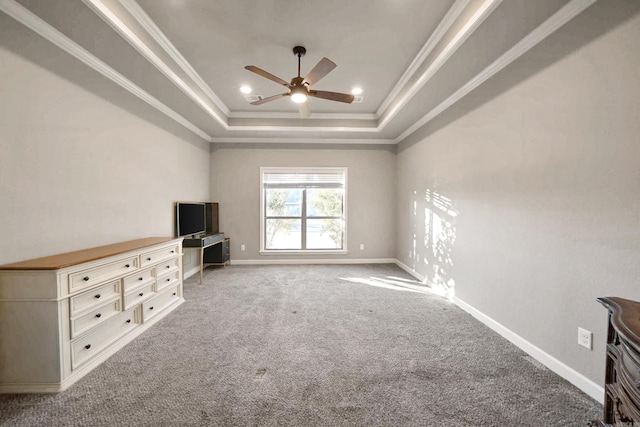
top-left (240, 244), bottom-right (246, 251)
top-left (578, 327), bottom-right (592, 350)
top-left (359, 244), bottom-right (365, 250)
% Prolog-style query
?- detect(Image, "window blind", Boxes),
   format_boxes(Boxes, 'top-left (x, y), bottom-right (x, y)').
top-left (263, 172), bottom-right (345, 188)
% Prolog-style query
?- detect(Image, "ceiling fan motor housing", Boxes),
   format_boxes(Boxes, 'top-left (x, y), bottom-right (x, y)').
top-left (291, 76), bottom-right (306, 88)
top-left (293, 46), bottom-right (306, 58)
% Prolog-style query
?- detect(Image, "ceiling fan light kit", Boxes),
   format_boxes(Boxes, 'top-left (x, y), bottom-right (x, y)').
top-left (244, 45), bottom-right (354, 117)
top-left (290, 87), bottom-right (307, 104)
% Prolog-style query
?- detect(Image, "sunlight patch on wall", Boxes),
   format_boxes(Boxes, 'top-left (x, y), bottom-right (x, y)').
top-left (423, 189), bottom-right (458, 299)
top-left (412, 195), bottom-right (418, 270)
top-left (407, 187), bottom-right (458, 300)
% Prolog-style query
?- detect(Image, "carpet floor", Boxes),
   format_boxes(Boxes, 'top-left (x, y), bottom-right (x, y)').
top-left (0, 264), bottom-right (602, 426)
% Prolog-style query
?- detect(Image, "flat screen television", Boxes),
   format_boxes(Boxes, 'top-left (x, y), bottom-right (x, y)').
top-left (175, 202), bottom-right (206, 237)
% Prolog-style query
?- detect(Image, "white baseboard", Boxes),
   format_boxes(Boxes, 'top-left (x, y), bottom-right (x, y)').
top-left (394, 259), bottom-right (427, 283)
top-left (184, 258), bottom-right (395, 278)
top-left (453, 296), bottom-right (604, 404)
top-left (230, 258), bottom-right (396, 265)
top-left (183, 266), bottom-right (200, 280)
top-left (393, 259), bottom-right (604, 404)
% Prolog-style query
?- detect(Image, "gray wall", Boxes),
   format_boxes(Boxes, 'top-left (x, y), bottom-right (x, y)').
top-left (0, 46), bottom-right (210, 265)
top-left (395, 12), bottom-right (640, 385)
top-left (3, 0), bottom-right (639, 397)
top-left (209, 145), bottom-right (396, 261)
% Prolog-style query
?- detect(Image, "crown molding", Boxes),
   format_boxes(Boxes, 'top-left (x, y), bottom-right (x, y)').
top-left (0, 0), bottom-right (213, 141)
top-left (82, 0), bottom-right (229, 129)
top-left (378, 0), bottom-right (503, 130)
top-left (375, 0), bottom-right (470, 117)
top-left (1, 0), bottom-right (598, 145)
top-left (228, 111), bottom-right (377, 121)
top-left (210, 137), bottom-right (395, 145)
top-left (119, 0), bottom-right (230, 117)
top-left (393, 0), bottom-right (598, 144)
top-left (225, 125), bottom-right (380, 133)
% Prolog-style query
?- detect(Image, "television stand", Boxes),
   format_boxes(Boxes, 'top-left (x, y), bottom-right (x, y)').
top-left (182, 233), bottom-right (225, 284)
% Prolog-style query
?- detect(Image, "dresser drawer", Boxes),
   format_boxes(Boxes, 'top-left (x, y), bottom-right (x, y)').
top-left (71, 308), bottom-right (139, 369)
top-left (123, 267), bottom-right (155, 293)
top-left (156, 271), bottom-right (180, 292)
top-left (155, 257), bottom-right (180, 277)
top-left (69, 257), bottom-right (138, 294)
top-left (69, 279), bottom-right (121, 316)
top-left (142, 285), bottom-right (180, 322)
top-left (70, 298), bottom-right (122, 339)
top-left (123, 282), bottom-right (155, 310)
top-left (140, 246), bottom-right (180, 268)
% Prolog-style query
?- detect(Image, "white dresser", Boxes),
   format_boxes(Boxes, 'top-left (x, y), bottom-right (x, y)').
top-left (0, 237), bottom-right (184, 393)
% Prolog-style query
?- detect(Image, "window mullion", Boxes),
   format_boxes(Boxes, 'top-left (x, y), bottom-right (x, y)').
top-left (263, 188), bottom-right (268, 248)
top-left (301, 188), bottom-right (307, 250)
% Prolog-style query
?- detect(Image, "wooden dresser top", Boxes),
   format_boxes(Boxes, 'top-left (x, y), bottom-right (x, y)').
top-left (0, 237), bottom-right (181, 271)
top-left (597, 296), bottom-right (640, 355)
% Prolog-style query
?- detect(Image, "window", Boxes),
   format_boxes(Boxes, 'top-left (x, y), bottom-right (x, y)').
top-left (260, 167), bottom-right (347, 253)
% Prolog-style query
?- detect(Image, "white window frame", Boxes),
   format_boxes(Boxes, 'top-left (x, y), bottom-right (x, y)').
top-left (259, 167), bottom-right (348, 254)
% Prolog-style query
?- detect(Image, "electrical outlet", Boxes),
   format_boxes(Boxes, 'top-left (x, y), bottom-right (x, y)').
top-left (578, 327), bottom-right (592, 350)
top-left (240, 244), bottom-right (245, 251)
top-left (360, 244), bottom-right (364, 250)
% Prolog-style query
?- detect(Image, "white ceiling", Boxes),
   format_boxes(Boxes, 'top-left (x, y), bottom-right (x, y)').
top-left (1, 0), bottom-right (597, 145)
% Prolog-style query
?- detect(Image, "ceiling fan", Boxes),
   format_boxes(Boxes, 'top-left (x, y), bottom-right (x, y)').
top-left (245, 46), bottom-right (354, 118)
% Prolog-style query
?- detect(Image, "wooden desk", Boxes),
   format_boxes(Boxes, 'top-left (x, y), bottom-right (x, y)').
top-left (182, 233), bottom-right (225, 284)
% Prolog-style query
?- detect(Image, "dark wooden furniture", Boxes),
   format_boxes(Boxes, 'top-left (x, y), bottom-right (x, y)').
top-left (204, 237), bottom-right (230, 266)
top-left (590, 297), bottom-right (640, 426)
top-left (205, 202), bottom-right (219, 235)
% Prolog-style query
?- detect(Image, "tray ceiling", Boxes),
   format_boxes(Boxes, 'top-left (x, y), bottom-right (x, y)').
top-left (1, 0), bottom-right (597, 144)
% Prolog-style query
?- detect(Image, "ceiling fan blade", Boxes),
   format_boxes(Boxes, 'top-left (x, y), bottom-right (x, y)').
top-left (245, 65), bottom-right (290, 87)
top-left (309, 90), bottom-right (355, 104)
top-left (250, 93), bottom-right (288, 105)
top-left (298, 102), bottom-right (311, 118)
top-left (302, 57), bottom-right (336, 86)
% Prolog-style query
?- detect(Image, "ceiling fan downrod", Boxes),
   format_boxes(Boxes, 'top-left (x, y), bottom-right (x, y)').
top-left (293, 46), bottom-right (306, 78)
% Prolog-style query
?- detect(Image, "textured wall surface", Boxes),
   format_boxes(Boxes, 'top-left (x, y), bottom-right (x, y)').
top-left (0, 46), bottom-right (210, 265)
top-left (210, 145), bottom-right (396, 261)
top-left (395, 9), bottom-right (640, 385)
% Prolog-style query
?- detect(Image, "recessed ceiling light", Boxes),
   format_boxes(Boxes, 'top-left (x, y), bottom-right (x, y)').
top-left (240, 85), bottom-right (252, 94)
top-left (351, 87), bottom-right (363, 95)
